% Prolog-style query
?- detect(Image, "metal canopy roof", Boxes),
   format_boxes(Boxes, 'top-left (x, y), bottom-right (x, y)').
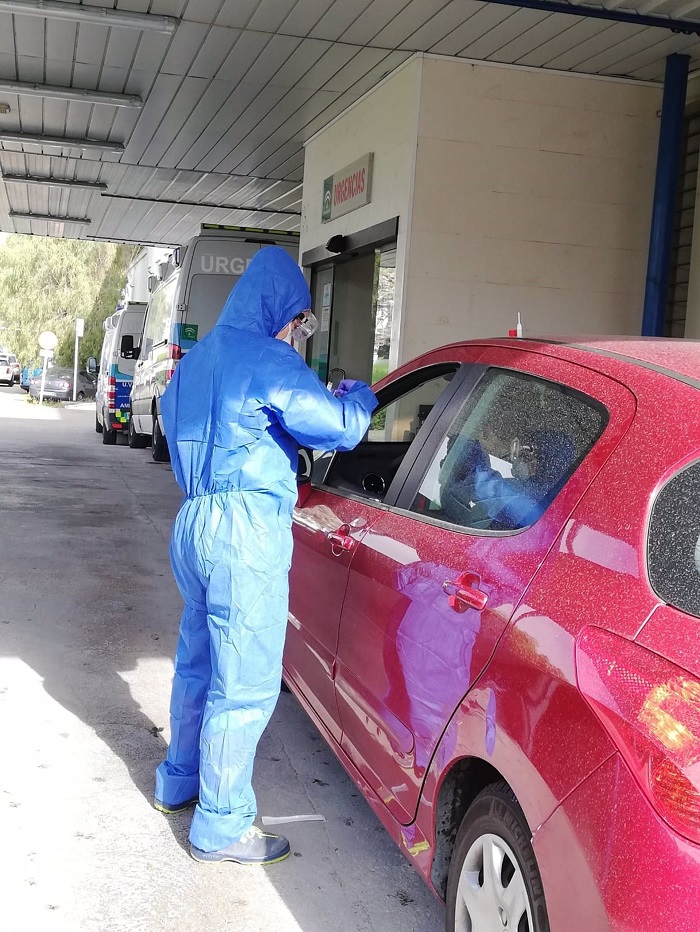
top-left (0, 0), bottom-right (699, 246)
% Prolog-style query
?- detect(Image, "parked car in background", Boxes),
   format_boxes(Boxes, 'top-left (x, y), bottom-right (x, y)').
top-left (94, 302), bottom-right (147, 445)
top-left (8, 354), bottom-right (20, 383)
top-left (286, 335), bottom-right (700, 932)
top-left (0, 354), bottom-right (13, 386)
top-left (29, 367), bottom-right (96, 402)
top-left (21, 365), bottom-right (42, 391)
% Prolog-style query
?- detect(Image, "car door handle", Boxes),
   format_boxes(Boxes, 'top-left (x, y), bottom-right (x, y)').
top-left (327, 526), bottom-right (356, 555)
top-left (443, 573), bottom-right (488, 613)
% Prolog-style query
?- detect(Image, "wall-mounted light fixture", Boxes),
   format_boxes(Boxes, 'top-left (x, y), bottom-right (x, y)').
top-left (0, 80), bottom-right (142, 108)
top-left (9, 210), bottom-right (91, 224)
top-left (2, 173), bottom-right (107, 191)
top-left (0, 131), bottom-right (124, 153)
top-left (0, 1), bottom-right (178, 33)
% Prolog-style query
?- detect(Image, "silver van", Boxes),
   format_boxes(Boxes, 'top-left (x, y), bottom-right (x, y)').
top-left (126, 226), bottom-right (299, 461)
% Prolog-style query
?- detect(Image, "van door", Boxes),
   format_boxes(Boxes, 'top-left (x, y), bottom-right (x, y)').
top-left (132, 276), bottom-right (177, 433)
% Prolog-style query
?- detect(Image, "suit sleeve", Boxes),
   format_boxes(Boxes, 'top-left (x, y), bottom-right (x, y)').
top-left (268, 348), bottom-right (378, 452)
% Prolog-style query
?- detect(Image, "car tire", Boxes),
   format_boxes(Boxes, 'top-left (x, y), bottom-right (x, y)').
top-left (152, 411), bottom-right (170, 463)
top-left (76, 391), bottom-right (85, 401)
top-left (445, 781), bottom-right (549, 932)
top-left (95, 413), bottom-right (103, 433)
top-left (128, 411), bottom-right (149, 449)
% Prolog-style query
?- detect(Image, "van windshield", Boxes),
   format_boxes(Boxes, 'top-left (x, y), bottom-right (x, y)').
top-left (185, 274), bottom-right (239, 340)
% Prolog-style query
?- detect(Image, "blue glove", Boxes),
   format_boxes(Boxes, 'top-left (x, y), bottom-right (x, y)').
top-left (333, 378), bottom-right (360, 398)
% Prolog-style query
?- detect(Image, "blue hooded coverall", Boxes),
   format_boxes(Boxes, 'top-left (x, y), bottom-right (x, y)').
top-left (155, 247), bottom-right (377, 852)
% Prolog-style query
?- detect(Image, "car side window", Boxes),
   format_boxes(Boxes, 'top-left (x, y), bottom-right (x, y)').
top-left (409, 368), bottom-right (608, 532)
top-left (648, 461), bottom-right (700, 617)
top-left (317, 367), bottom-right (459, 500)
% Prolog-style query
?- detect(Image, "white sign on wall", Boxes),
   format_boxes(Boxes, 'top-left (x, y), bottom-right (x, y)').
top-left (322, 154), bottom-right (373, 223)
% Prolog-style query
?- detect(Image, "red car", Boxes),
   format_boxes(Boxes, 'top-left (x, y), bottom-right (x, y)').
top-left (285, 336), bottom-right (700, 932)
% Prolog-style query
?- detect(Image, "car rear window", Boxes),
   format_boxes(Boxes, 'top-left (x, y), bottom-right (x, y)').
top-left (648, 461), bottom-right (700, 618)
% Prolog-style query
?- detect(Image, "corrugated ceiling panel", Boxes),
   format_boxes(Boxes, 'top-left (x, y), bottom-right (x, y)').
top-left (16, 54), bottom-right (44, 83)
top-left (373, 0), bottom-right (456, 48)
top-left (14, 11), bottom-right (44, 59)
top-left (546, 22), bottom-right (635, 71)
top-left (462, 8), bottom-right (544, 59)
top-left (282, 0), bottom-right (339, 36)
top-left (310, 0), bottom-right (375, 42)
top-left (217, 87), bottom-right (338, 174)
top-left (103, 27), bottom-right (143, 73)
top-left (123, 73), bottom-right (182, 163)
top-left (140, 76), bottom-right (210, 166)
top-left (217, 30), bottom-right (271, 83)
top-left (75, 23), bottom-right (110, 67)
top-left (161, 20), bottom-right (209, 76)
top-left (214, 0), bottom-right (262, 29)
top-left (515, 16), bottom-right (612, 68)
top-left (491, 13), bottom-right (571, 64)
top-left (177, 82), bottom-right (282, 171)
top-left (157, 79), bottom-right (236, 169)
top-left (45, 19), bottom-right (77, 63)
top-left (190, 26), bottom-right (240, 80)
top-left (248, 0), bottom-right (300, 33)
top-left (341, 0), bottom-right (413, 45)
top-left (397, 0), bottom-right (482, 51)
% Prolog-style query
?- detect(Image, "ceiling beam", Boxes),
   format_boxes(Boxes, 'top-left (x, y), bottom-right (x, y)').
top-left (101, 192), bottom-right (301, 216)
top-left (0, 79), bottom-right (142, 108)
top-left (10, 210), bottom-right (90, 224)
top-left (484, 0), bottom-right (700, 36)
top-left (0, 131), bottom-right (124, 153)
top-left (2, 173), bottom-right (107, 191)
top-left (0, 1), bottom-right (178, 33)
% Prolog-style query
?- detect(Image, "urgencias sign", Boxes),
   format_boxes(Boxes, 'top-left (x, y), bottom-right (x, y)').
top-left (322, 153), bottom-right (374, 223)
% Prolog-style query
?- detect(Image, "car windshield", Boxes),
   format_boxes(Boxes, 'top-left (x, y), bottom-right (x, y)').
top-left (0, 356), bottom-right (8, 364)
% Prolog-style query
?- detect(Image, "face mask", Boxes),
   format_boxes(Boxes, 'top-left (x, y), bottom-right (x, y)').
top-left (292, 312), bottom-right (319, 342)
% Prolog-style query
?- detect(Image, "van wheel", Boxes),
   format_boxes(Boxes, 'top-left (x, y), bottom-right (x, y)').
top-left (128, 412), bottom-right (148, 449)
top-left (152, 413), bottom-right (170, 462)
top-left (95, 414), bottom-right (103, 433)
top-left (445, 782), bottom-right (549, 932)
top-left (102, 424), bottom-right (117, 445)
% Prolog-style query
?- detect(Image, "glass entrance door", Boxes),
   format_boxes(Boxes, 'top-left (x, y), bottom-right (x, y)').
top-left (307, 244), bottom-right (396, 388)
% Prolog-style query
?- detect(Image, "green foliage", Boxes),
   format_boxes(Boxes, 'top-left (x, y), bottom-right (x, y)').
top-left (0, 235), bottom-right (138, 368)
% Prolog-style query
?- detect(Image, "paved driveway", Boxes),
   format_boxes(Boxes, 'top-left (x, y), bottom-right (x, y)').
top-left (0, 385), bottom-right (444, 932)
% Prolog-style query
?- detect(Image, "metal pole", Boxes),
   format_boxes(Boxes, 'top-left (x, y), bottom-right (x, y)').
top-left (39, 350), bottom-right (50, 405)
top-left (72, 328), bottom-right (79, 402)
top-left (642, 54), bottom-right (690, 337)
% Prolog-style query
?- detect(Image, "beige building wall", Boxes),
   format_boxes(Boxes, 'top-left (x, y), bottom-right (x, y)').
top-left (301, 53), bottom-right (663, 369)
top-left (401, 56), bottom-right (662, 361)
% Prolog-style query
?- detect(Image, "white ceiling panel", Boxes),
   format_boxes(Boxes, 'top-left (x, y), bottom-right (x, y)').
top-left (0, 0), bottom-right (698, 243)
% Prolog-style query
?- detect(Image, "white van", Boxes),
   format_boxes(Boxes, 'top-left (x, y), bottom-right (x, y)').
top-left (94, 302), bottom-right (147, 445)
top-left (127, 225), bottom-right (300, 461)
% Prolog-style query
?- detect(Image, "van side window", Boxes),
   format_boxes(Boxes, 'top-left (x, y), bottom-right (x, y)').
top-left (143, 277), bottom-right (178, 353)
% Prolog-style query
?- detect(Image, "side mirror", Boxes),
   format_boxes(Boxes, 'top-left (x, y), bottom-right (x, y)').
top-left (120, 334), bottom-right (139, 359)
top-left (86, 356), bottom-right (98, 375)
top-left (297, 448), bottom-right (313, 485)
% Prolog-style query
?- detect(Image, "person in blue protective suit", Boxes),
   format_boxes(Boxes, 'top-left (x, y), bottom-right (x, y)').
top-left (154, 246), bottom-right (377, 866)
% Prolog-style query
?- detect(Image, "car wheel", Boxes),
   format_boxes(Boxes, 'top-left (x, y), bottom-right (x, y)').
top-left (128, 411), bottom-right (149, 449)
top-left (445, 781), bottom-right (549, 932)
top-left (76, 391), bottom-right (85, 401)
top-left (95, 413), bottom-right (103, 433)
top-left (152, 412), bottom-right (170, 463)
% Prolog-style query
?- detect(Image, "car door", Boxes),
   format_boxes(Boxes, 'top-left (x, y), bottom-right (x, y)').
top-left (333, 347), bottom-right (636, 824)
top-left (285, 362), bottom-right (477, 744)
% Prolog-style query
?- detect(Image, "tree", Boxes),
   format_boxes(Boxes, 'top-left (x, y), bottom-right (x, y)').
top-left (0, 235), bottom-right (137, 368)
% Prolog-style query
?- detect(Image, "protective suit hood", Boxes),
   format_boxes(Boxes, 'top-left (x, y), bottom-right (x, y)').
top-left (216, 245), bottom-right (311, 338)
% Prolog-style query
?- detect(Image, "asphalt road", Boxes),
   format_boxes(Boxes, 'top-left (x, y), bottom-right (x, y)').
top-left (0, 385), bottom-right (445, 932)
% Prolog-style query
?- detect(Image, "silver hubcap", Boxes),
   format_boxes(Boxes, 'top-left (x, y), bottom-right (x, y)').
top-left (454, 833), bottom-right (533, 932)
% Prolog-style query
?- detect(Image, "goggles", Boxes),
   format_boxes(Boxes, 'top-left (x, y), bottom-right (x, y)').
top-left (292, 312), bottom-right (319, 342)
